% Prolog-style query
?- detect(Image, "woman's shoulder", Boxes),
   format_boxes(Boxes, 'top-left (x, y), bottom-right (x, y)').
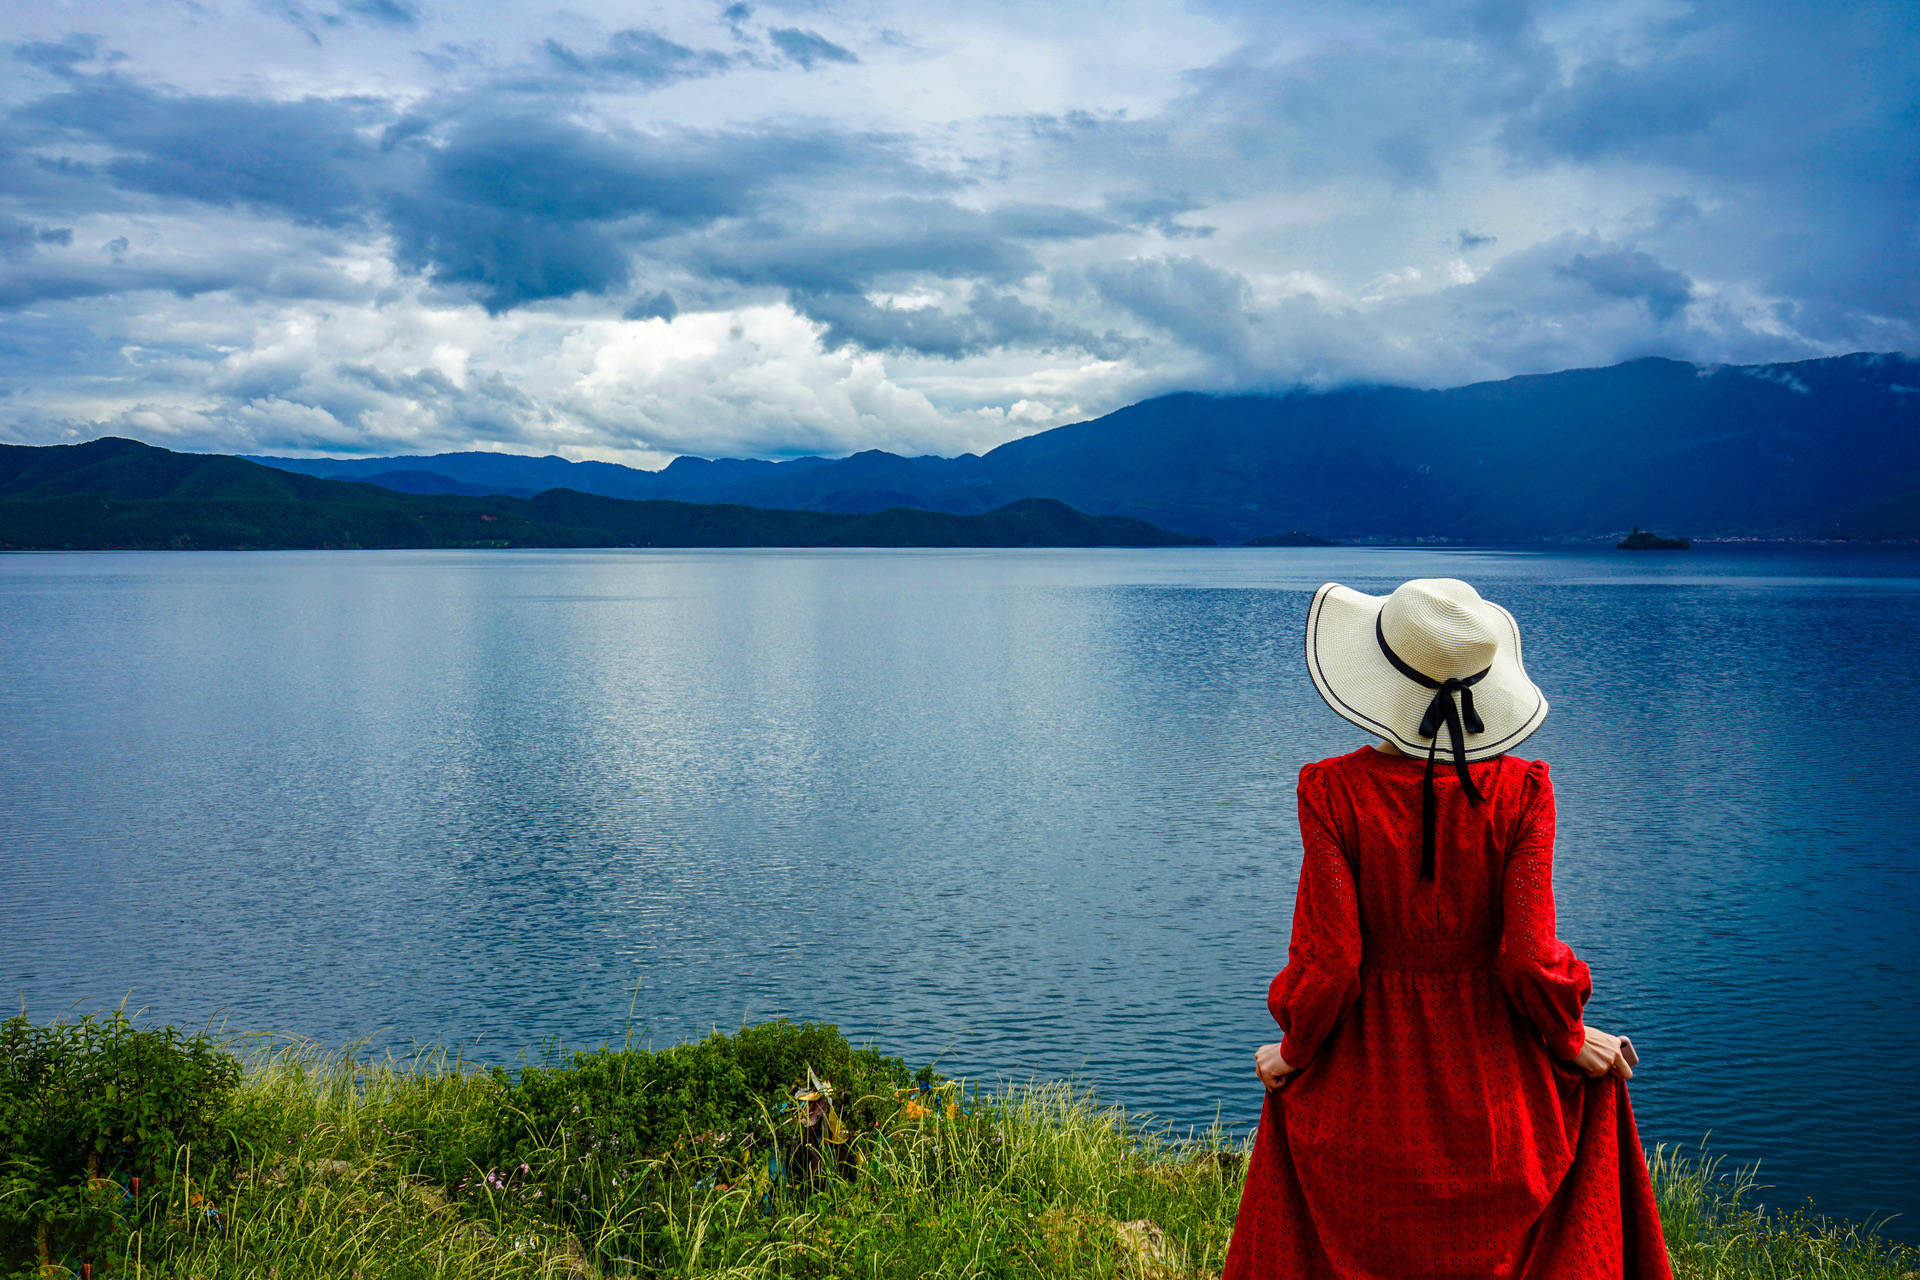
top-left (1479, 752), bottom-right (1552, 798)
top-left (1500, 753), bottom-right (1551, 787)
top-left (1297, 746), bottom-right (1380, 785)
top-left (1477, 754), bottom-right (1554, 821)
top-left (1303, 746), bottom-right (1550, 787)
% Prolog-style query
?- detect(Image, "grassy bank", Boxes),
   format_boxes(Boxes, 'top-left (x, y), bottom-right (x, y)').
top-left (4, 1015), bottom-right (1912, 1279)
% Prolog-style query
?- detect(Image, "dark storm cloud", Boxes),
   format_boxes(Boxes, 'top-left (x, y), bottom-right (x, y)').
top-left (0, 259), bottom-right (254, 309)
top-left (987, 202), bottom-right (1121, 240)
top-left (12, 32), bottom-right (115, 75)
top-left (695, 199), bottom-right (1124, 351)
top-left (1367, 232), bottom-right (1747, 377)
top-left (382, 194), bottom-right (635, 311)
top-left (699, 198), bottom-right (1045, 293)
top-left (1555, 249), bottom-right (1694, 322)
top-left (800, 291), bottom-right (1014, 357)
top-left (4, 56), bottom-right (945, 312)
top-left (415, 113), bottom-right (756, 225)
top-left (0, 215), bottom-right (73, 260)
top-left (1087, 256), bottom-right (1254, 358)
top-left (1494, 0), bottom-right (1920, 324)
top-left (1101, 191), bottom-right (1213, 239)
top-left (1373, 129), bottom-right (1439, 190)
top-left (799, 285), bottom-right (1112, 357)
top-left (1502, 55), bottom-right (1743, 164)
top-left (383, 114), bottom-right (927, 308)
top-left (344, 0), bottom-right (422, 26)
top-left (21, 73), bottom-right (385, 225)
top-left (624, 289), bottom-right (678, 321)
top-left (1030, 14), bottom-right (1554, 204)
top-left (1049, 0), bottom-right (1917, 362)
top-left (265, 0), bottom-right (423, 42)
top-left (541, 28), bottom-right (733, 87)
top-left (767, 27), bottom-right (857, 70)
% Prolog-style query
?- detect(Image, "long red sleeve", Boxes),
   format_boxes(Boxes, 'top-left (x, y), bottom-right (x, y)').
top-left (1267, 766), bottom-right (1362, 1068)
top-left (1492, 760), bottom-right (1592, 1060)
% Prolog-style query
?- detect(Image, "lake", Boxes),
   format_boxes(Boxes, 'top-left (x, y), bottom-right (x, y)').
top-left (3, 546), bottom-right (1917, 1239)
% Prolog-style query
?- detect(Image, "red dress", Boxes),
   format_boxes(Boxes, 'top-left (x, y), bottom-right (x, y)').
top-left (1223, 748), bottom-right (1672, 1280)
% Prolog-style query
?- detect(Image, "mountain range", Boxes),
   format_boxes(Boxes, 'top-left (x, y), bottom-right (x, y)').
top-left (0, 439), bottom-right (1205, 550)
top-left (251, 353), bottom-right (1920, 543)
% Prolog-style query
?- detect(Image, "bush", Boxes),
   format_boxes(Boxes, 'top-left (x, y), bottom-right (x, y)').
top-left (0, 1011), bottom-right (242, 1275)
top-left (409, 1019), bottom-right (919, 1266)
top-left (467, 1019), bottom-right (914, 1177)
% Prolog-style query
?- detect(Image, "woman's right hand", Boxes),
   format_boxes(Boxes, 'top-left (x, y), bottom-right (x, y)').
top-left (1570, 1025), bottom-right (1633, 1079)
top-left (1255, 1042), bottom-right (1299, 1089)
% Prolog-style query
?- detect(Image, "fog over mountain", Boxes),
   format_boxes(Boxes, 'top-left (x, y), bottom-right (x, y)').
top-left (1, 0), bottom-right (1916, 468)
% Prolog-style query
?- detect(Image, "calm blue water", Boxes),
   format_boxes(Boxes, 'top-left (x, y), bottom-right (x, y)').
top-left (3, 547), bottom-right (1917, 1238)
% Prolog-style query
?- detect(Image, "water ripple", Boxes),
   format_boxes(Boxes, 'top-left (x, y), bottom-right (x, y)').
top-left (1, 546), bottom-right (1916, 1237)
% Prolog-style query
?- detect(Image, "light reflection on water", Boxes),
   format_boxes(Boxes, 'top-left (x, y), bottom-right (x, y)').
top-left (2, 545), bottom-right (1917, 1237)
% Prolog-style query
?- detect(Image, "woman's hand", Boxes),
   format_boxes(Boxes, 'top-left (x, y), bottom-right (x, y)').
top-left (1255, 1042), bottom-right (1299, 1089)
top-left (1570, 1025), bottom-right (1634, 1080)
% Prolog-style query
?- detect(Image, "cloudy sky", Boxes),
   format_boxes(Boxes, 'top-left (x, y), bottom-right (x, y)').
top-left (1, 0), bottom-right (1915, 466)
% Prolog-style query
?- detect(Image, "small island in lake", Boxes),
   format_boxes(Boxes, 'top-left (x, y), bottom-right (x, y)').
top-left (1617, 525), bottom-right (1692, 550)
top-left (1246, 529), bottom-right (1340, 547)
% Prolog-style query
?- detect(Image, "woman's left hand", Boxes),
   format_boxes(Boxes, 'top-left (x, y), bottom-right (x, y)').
top-left (1255, 1042), bottom-right (1298, 1089)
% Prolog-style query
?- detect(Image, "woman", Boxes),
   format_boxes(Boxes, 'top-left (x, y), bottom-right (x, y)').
top-left (1223, 578), bottom-right (1672, 1279)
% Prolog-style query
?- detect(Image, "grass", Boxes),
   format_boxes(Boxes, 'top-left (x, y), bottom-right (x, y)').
top-left (1650, 1147), bottom-right (1918, 1280)
top-left (54, 1035), bottom-right (1920, 1280)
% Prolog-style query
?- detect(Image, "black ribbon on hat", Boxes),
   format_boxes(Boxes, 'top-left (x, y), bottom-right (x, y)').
top-left (1375, 613), bottom-right (1489, 881)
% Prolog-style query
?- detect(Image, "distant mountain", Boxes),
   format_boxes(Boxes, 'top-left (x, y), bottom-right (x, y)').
top-left (248, 449), bottom-right (841, 503)
top-left (252, 352), bottom-right (1920, 541)
top-left (0, 439), bottom-right (1208, 550)
top-left (356, 469), bottom-right (536, 498)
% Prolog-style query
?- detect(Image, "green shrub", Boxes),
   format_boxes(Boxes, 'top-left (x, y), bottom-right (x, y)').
top-left (413, 1019), bottom-right (919, 1268)
top-left (468, 1019), bottom-right (913, 1176)
top-left (0, 1011), bottom-right (242, 1275)
top-left (488, 1033), bottom-right (750, 1175)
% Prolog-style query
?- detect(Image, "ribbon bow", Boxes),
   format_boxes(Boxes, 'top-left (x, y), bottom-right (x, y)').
top-left (1375, 615), bottom-right (1489, 881)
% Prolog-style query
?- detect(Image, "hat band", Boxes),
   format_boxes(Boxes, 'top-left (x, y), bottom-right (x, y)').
top-left (1374, 614), bottom-right (1490, 883)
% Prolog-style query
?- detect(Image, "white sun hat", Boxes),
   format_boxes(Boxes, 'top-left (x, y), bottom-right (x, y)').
top-left (1305, 578), bottom-right (1549, 878)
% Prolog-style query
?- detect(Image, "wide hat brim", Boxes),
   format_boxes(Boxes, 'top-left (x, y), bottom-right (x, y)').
top-left (1305, 582), bottom-right (1548, 762)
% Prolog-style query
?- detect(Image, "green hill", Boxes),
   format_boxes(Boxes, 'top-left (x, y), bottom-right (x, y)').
top-left (0, 438), bottom-right (1210, 550)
